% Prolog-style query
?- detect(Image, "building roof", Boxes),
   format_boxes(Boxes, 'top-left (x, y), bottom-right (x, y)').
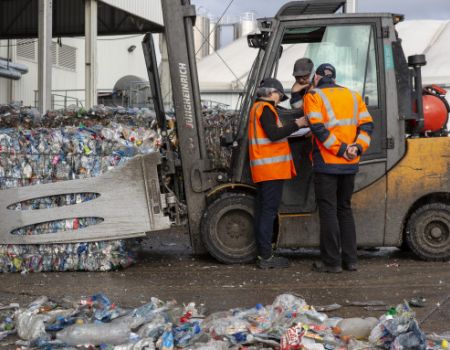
top-left (0, 0), bottom-right (163, 39)
top-left (397, 20), bottom-right (450, 85)
top-left (197, 37), bottom-right (258, 91)
top-left (197, 20), bottom-right (450, 91)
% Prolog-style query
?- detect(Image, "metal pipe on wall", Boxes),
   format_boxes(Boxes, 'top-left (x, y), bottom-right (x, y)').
top-left (38, 0), bottom-right (52, 114)
top-left (0, 58), bottom-right (29, 74)
top-left (85, 0), bottom-right (98, 108)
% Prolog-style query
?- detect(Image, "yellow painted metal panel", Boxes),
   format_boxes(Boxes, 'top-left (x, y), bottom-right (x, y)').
top-left (385, 137), bottom-right (450, 245)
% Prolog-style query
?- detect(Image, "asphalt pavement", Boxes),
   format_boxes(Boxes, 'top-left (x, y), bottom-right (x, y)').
top-left (0, 229), bottom-right (449, 348)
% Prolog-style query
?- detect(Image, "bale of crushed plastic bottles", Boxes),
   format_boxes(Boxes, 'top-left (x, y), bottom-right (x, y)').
top-left (0, 103), bottom-right (163, 273)
top-left (0, 102), bottom-right (238, 273)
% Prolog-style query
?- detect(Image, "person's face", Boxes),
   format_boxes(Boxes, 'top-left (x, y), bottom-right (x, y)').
top-left (295, 74), bottom-right (311, 85)
top-left (271, 90), bottom-right (282, 104)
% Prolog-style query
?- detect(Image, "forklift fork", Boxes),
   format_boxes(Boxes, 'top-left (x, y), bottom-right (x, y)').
top-left (0, 152), bottom-right (171, 244)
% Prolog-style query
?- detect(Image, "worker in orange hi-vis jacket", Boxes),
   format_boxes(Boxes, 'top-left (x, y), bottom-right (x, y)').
top-left (304, 63), bottom-right (374, 273)
top-left (248, 78), bottom-right (308, 269)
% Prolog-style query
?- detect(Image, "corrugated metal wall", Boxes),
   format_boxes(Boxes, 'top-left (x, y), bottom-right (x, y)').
top-left (101, 0), bottom-right (163, 26)
top-left (0, 0), bottom-right (163, 38)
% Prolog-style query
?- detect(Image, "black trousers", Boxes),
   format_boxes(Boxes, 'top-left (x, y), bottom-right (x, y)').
top-left (314, 172), bottom-right (357, 267)
top-left (254, 179), bottom-right (284, 259)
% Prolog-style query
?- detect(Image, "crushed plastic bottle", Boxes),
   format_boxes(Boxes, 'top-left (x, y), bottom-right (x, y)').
top-left (305, 308), bottom-right (328, 323)
top-left (56, 322), bottom-right (131, 346)
top-left (15, 296), bottom-right (51, 341)
top-left (137, 313), bottom-right (166, 339)
top-left (336, 317), bottom-right (378, 339)
top-left (157, 323), bottom-right (174, 350)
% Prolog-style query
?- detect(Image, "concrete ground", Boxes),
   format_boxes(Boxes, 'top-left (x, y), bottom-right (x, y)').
top-left (0, 230), bottom-right (449, 348)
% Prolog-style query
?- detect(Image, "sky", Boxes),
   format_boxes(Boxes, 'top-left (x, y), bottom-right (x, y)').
top-left (191, 0), bottom-right (450, 21)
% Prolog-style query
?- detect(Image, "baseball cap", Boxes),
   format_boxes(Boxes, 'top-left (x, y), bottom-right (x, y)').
top-left (315, 63), bottom-right (336, 79)
top-left (259, 78), bottom-right (289, 101)
top-left (292, 58), bottom-right (314, 77)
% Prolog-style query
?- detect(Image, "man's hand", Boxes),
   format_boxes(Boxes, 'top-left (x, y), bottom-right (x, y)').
top-left (343, 144), bottom-right (358, 160)
top-left (295, 116), bottom-right (308, 128)
top-left (291, 82), bottom-right (310, 94)
top-left (348, 144), bottom-right (359, 157)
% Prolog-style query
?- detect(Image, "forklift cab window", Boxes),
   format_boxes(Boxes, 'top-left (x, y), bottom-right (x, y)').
top-left (274, 24), bottom-right (379, 109)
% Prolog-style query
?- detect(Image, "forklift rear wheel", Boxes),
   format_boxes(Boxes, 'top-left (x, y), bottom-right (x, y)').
top-left (406, 203), bottom-right (450, 261)
top-left (201, 193), bottom-right (256, 264)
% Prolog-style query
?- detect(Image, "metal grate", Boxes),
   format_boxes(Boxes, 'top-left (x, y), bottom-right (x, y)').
top-left (57, 44), bottom-right (76, 71)
top-left (276, 0), bottom-right (345, 17)
top-left (16, 39), bottom-right (36, 61)
top-left (51, 42), bottom-right (57, 65)
top-left (16, 40), bottom-right (76, 70)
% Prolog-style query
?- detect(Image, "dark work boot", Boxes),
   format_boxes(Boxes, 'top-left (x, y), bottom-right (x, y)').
top-left (311, 261), bottom-right (342, 273)
top-left (257, 255), bottom-right (289, 269)
top-left (342, 262), bottom-right (358, 271)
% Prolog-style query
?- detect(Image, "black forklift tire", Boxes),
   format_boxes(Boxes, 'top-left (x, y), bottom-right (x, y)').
top-left (405, 203), bottom-right (450, 261)
top-left (201, 193), bottom-right (257, 264)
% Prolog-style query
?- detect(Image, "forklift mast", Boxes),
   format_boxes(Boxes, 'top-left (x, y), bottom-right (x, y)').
top-left (158, 0), bottom-right (215, 253)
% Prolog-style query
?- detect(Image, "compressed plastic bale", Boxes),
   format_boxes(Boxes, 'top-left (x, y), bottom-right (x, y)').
top-left (0, 106), bottom-right (159, 272)
top-left (0, 102), bottom-right (240, 272)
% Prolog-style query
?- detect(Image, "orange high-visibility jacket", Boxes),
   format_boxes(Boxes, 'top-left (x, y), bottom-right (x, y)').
top-left (304, 85), bottom-right (374, 174)
top-left (248, 101), bottom-right (296, 183)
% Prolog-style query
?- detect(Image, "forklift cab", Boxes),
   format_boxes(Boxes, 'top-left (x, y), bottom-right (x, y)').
top-left (235, 8), bottom-right (399, 207)
top-left (213, 1), bottom-right (414, 261)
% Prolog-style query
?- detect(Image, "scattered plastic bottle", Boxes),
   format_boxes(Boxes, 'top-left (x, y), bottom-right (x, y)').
top-left (336, 317), bottom-right (378, 339)
top-left (56, 322), bottom-right (131, 346)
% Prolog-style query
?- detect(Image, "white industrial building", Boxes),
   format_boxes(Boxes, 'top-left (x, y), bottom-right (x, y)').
top-left (0, 35), bottom-right (158, 107)
top-left (0, 0), bottom-right (163, 109)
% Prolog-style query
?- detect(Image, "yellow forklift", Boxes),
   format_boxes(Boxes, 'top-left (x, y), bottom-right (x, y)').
top-left (1, 0), bottom-right (449, 264)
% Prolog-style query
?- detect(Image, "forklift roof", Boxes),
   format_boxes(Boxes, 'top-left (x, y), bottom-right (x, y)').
top-left (275, 0), bottom-right (346, 18)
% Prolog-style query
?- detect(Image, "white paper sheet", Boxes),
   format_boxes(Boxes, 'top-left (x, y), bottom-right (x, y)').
top-left (289, 127), bottom-right (311, 138)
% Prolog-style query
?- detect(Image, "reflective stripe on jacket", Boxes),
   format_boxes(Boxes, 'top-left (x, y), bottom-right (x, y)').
top-left (304, 85), bottom-right (374, 174)
top-left (248, 101), bottom-right (296, 183)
